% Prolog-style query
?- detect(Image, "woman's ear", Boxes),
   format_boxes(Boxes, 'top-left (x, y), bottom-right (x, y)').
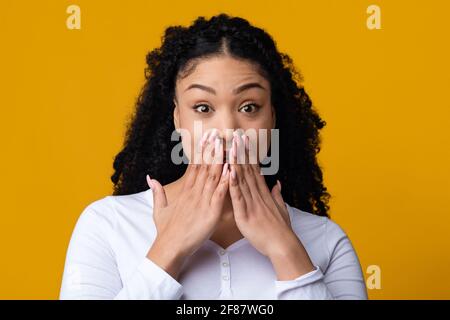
top-left (173, 99), bottom-right (180, 132)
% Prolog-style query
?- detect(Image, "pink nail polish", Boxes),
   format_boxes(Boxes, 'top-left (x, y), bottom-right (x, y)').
top-left (199, 135), bottom-right (206, 149)
top-left (203, 130), bottom-right (212, 146)
top-left (243, 134), bottom-right (249, 150)
top-left (231, 137), bottom-right (237, 158)
top-left (214, 136), bottom-right (220, 148)
top-left (214, 137), bottom-right (220, 160)
top-left (231, 166), bottom-right (236, 180)
top-left (146, 174), bottom-right (153, 189)
top-left (209, 129), bottom-right (217, 144)
top-left (233, 132), bottom-right (240, 147)
top-left (222, 163), bottom-right (229, 176)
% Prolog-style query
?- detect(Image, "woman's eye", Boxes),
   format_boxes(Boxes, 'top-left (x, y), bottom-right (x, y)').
top-left (239, 103), bottom-right (260, 113)
top-left (193, 104), bottom-right (212, 113)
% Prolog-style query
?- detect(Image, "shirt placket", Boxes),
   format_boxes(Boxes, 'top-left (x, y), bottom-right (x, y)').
top-left (218, 248), bottom-right (232, 298)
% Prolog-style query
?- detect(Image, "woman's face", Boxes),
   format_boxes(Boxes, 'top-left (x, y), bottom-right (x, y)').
top-left (173, 55), bottom-right (276, 164)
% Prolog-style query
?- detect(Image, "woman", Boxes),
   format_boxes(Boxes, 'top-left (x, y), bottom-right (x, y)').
top-left (59, 13), bottom-right (368, 300)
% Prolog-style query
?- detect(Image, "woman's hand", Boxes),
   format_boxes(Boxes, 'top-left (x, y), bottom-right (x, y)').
top-left (228, 132), bottom-right (316, 280)
top-left (146, 130), bottom-right (230, 278)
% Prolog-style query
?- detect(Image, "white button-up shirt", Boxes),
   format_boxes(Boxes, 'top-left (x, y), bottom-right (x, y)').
top-left (59, 189), bottom-right (368, 300)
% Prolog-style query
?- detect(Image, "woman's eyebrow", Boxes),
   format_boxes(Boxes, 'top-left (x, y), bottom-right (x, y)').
top-left (184, 82), bottom-right (266, 95)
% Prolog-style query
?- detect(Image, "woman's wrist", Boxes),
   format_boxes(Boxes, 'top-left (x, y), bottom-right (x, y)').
top-left (268, 233), bottom-right (315, 281)
top-left (146, 237), bottom-right (186, 280)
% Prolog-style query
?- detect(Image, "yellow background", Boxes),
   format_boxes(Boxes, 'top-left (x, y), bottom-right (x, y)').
top-left (1, 0), bottom-right (449, 299)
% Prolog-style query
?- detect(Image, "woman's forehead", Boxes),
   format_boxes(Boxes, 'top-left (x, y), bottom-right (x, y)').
top-left (176, 56), bottom-right (268, 89)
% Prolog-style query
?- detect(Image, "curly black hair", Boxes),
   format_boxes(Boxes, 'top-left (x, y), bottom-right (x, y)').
top-left (110, 13), bottom-right (330, 217)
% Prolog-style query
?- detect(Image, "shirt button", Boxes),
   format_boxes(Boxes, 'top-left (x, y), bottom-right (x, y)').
top-left (222, 262), bottom-right (229, 267)
top-left (219, 250), bottom-right (226, 255)
top-left (222, 275), bottom-right (229, 281)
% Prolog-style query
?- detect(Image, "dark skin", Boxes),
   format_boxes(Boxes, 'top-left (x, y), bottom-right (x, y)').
top-left (147, 131), bottom-right (314, 281)
top-left (161, 175), bottom-right (242, 249)
top-left (168, 56), bottom-right (275, 249)
top-left (146, 56), bottom-right (315, 281)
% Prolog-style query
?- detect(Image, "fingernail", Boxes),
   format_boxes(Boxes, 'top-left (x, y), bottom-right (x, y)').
top-left (199, 136), bottom-right (205, 149)
top-left (214, 136), bottom-right (220, 159)
top-left (215, 136), bottom-right (220, 148)
top-left (237, 136), bottom-right (243, 164)
top-left (233, 131), bottom-right (240, 147)
top-left (277, 180), bottom-right (281, 191)
top-left (222, 163), bottom-right (229, 176)
top-left (151, 179), bottom-right (158, 191)
top-left (231, 137), bottom-right (237, 158)
top-left (233, 132), bottom-right (240, 153)
top-left (208, 129), bottom-right (217, 144)
top-left (146, 174), bottom-right (153, 189)
top-left (200, 130), bottom-right (210, 148)
top-left (231, 166), bottom-right (236, 180)
top-left (242, 134), bottom-right (249, 150)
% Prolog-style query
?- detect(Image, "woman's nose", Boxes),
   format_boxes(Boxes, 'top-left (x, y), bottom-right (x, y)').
top-left (213, 128), bottom-right (240, 152)
top-left (207, 113), bottom-right (242, 149)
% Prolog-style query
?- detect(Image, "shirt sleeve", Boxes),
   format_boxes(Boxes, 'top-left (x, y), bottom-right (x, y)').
top-left (274, 218), bottom-right (368, 300)
top-left (59, 202), bottom-right (183, 300)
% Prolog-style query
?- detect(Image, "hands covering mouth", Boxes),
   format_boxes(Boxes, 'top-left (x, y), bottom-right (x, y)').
top-left (148, 126), bottom-right (315, 281)
top-left (198, 128), bottom-right (253, 165)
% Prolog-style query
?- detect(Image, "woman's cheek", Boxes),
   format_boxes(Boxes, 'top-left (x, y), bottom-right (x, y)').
top-left (178, 131), bottom-right (194, 163)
